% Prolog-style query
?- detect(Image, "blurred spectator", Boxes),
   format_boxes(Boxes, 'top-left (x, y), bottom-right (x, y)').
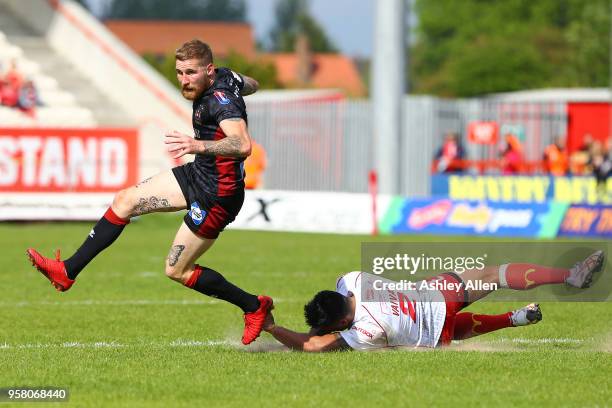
top-left (588, 140), bottom-right (611, 188)
top-left (569, 133), bottom-right (593, 175)
top-left (543, 136), bottom-right (568, 176)
top-left (244, 141), bottom-right (267, 189)
top-left (0, 60), bottom-right (41, 115)
top-left (601, 141), bottom-right (612, 183)
top-left (0, 76), bottom-right (19, 107)
top-left (17, 80), bottom-right (40, 117)
top-left (434, 132), bottom-right (465, 173)
top-left (500, 134), bottom-right (524, 175)
top-left (5, 59), bottom-right (23, 89)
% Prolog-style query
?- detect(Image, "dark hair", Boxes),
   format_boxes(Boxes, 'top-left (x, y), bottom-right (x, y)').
top-left (304, 290), bottom-right (348, 328)
top-left (175, 39), bottom-right (213, 65)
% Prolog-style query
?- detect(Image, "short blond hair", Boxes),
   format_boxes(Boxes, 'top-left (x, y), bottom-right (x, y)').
top-left (175, 39), bottom-right (213, 65)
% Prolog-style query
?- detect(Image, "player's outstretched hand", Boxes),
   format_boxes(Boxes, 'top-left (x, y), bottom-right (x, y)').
top-left (262, 311), bottom-right (275, 332)
top-left (164, 130), bottom-right (200, 159)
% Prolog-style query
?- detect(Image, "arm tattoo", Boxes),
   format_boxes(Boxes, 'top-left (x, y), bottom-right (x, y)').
top-left (241, 77), bottom-right (259, 96)
top-left (202, 134), bottom-right (244, 157)
top-left (167, 245), bottom-right (186, 267)
top-left (132, 196), bottom-right (171, 216)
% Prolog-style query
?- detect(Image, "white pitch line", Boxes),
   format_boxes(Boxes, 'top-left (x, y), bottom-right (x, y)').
top-left (0, 299), bottom-right (219, 307)
top-left (506, 338), bottom-right (586, 345)
top-left (0, 298), bottom-right (297, 308)
top-left (0, 339), bottom-right (240, 350)
top-left (452, 337), bottom-right (588, 346)
top-left (0, 337), bottom-right (594, 351)
top-left (169, 339), bottom-right (240, 347)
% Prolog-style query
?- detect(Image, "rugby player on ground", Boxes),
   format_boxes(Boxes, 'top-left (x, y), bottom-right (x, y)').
top-left (26, 39), bottom-right (272, 345)
top-left (262, 251), bottom-right (604, 351)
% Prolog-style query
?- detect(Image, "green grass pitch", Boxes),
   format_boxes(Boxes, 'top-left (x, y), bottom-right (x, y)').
top-left (1, 215), bottom-right (611, 407)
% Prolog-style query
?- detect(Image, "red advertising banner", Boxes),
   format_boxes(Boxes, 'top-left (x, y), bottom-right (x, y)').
top-left (468, 121), bottom-right (499, 145)
top-left (0, 128), bottom-right (138, 192)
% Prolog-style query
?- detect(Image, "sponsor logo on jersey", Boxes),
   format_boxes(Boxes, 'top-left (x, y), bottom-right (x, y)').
top-left (351, 325), bottom-right (373, 339)
top-left (214, 91), bottom-right (230, 105)
top-left (194, 104), bottom-right (205, 124)
top-left (189, 201), bottom-right (206, 225)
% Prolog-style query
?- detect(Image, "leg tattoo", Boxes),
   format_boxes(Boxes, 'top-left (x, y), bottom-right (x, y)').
top-left (167, 245), bottom-right (185, 267)
top-left (133, 196), bottom-right (171, 216)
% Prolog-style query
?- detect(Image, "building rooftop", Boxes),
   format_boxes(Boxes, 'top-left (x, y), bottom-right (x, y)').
top-left (262, 53), bottom-right (366, 97)
top-left (105, 20), bottom-right (256, 59)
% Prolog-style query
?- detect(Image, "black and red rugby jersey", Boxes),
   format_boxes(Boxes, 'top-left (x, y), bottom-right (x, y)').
top-left (191, 67), bottom-right (247, 196)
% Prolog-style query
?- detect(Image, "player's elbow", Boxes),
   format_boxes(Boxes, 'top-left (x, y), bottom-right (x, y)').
top-left (251, 79), bottom-right (260, 93)
top-left (302, 342), bottom-right (322, 352)
top-left (239, 140), bottom-right (252, 158)
top-left (302, 338), bottom-right (325, 352)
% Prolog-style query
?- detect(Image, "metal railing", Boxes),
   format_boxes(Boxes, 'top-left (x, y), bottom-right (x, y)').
top-left (247, 97), bottom-right (567, 196)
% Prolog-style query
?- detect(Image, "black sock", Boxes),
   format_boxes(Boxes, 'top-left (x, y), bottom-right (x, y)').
top-left (186, 265), bottom-right (260, 313)
top-left (64, 208), bottom-right (129, 280)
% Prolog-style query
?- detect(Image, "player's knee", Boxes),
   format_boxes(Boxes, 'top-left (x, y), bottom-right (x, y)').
top-left (112, 188), bottom-right (135, 218)
top-left (487, 266), bottom-right (499, 282)
top-left (164, 262), bottom-right (189, 283)
top-left (477, 266), bottom-right (500, 285)
top-left (164, 263), bottom-right (181, 282)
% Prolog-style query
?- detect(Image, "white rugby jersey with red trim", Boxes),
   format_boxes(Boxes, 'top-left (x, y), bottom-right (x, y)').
top-left (337, 272), bottom-right (447, 350)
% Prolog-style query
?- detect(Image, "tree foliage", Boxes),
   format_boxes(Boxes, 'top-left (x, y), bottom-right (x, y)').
top-left (411, 0), bottom-right (611, 96)
top-left (269, 0), bottom-right (337, 52)
top-left (144, 51), bottom-right (281, 90)
top-left (103, 0), bottom-right (246, 21)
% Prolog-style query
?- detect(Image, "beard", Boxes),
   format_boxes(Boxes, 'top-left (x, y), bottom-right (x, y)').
top-left (181, 87), bottom-right (197, 100)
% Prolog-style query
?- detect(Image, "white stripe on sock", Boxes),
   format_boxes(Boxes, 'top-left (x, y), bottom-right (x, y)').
top-left (498, 264), bottom-right (509, 288)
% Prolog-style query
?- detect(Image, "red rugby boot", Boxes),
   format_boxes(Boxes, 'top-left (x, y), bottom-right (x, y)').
top-left (26, 248), bottom-right (74, 292)
top-left (242, 295), bottom-right (273, 345)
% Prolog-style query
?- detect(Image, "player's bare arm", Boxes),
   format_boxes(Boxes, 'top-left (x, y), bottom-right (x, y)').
top-left (240, 74), bottom-right (259, 96)
top-left (263, 313), bottom-right (349, 352)
top-left (164, 119), bottom-right (252, 159)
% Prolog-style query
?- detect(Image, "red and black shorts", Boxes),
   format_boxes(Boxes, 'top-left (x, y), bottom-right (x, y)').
top-left (173, 164), bottom-right (244, 239)
top-left (430, 272), bottom-right (471, 346)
